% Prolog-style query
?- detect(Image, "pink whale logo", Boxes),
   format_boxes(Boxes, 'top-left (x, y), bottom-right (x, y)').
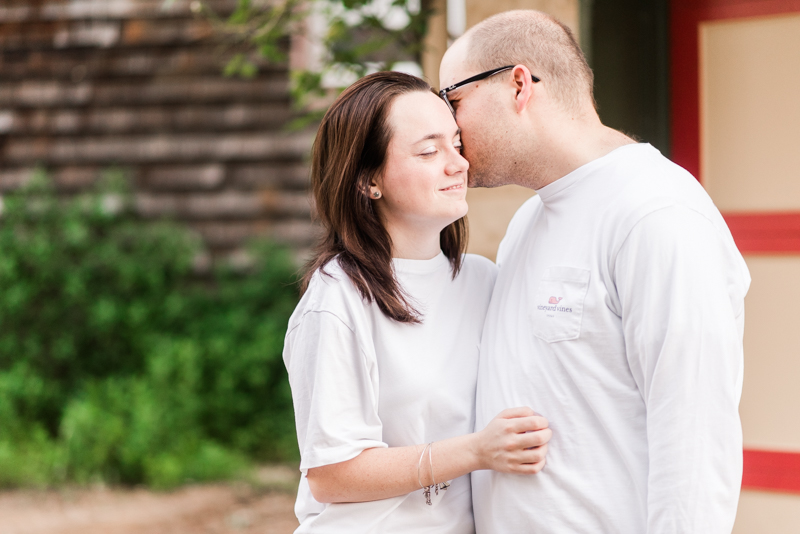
top-left (548, 297), bottom-right (563, 304)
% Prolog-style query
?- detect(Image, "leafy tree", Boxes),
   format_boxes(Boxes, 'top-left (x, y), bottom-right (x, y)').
top-left (198, 0), bottom-right (433, 117)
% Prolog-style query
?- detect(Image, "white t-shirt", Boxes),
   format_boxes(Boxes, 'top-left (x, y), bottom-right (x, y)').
top-left (473, 144), bottom-right (750, 534)
top-left (284, 252), bottom-right (497, 534)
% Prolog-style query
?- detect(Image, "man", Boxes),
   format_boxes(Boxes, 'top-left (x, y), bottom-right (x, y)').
top-left (439, 10), bottom-right (750, 534)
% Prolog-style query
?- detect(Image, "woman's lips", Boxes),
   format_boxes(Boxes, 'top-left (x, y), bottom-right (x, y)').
top-left (439, 183), bottom-right (464, 191)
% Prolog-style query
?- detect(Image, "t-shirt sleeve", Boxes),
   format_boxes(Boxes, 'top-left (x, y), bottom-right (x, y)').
top-left (284, 309), bottom-right (387, 472)
top-left (614, 206), bottom-right (746, 534)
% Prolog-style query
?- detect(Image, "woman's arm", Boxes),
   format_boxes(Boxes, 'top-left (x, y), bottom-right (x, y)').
top-left (307, 407), bottom-right (551, 504)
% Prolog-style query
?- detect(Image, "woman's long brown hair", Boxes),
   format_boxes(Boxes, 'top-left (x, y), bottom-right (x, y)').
top-left (302, 71), bottom-right (468, 323)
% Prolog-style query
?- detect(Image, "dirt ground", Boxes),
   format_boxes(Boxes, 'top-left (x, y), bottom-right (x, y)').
top-left (0, 467), bottom-right (300, 534)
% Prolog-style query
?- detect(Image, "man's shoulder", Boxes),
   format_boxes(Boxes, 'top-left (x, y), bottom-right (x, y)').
top-left (517, 192), bottom-right (544, 214)
top-left (604, 147), bottom-right (745, 274)
top-left (606, 145), bottom-right (724, 231)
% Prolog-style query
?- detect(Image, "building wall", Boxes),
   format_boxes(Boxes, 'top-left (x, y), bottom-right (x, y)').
top-left (0, 0), bottom-right (316, 264)
top-left (465, 0), bottom-right (578, 30)
top-left (697, 11), bottom-right (800, 531)
top-left (700, 13), bottom-right (800, 213)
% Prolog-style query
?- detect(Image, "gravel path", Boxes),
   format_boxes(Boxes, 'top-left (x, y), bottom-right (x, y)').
top-left (0, 467), bottom-right (300, 534)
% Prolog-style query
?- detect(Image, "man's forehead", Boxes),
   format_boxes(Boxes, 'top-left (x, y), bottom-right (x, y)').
top-left (439, 38), bottom-right (474, 89)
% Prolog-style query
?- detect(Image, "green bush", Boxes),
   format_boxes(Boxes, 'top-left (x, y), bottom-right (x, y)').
top-left (0, 170), bottom-right (300, 489)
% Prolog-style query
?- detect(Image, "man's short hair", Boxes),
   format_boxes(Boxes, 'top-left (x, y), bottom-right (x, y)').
top-left (466, 10), bottom-right (594, 111)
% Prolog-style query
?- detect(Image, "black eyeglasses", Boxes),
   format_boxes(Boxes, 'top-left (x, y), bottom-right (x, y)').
top-left (439, 65), bottom-right (541, 118)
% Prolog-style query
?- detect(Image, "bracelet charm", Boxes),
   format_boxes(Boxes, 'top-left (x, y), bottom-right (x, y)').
top-left (418, 442), bottom-right (449, 505)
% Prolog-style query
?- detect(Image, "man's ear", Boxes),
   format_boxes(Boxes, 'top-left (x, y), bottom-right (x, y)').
top-left (511, 65), bottom-right (535, 114)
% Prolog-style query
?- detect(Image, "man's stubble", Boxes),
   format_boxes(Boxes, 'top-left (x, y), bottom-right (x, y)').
top-left (463, 126), bottom-right (544, 190)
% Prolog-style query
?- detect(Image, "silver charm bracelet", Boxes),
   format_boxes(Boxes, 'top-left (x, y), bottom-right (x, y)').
top-left (418, 442), bottom-right (450, 506)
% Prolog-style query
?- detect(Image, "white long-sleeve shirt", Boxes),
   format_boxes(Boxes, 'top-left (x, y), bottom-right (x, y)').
top-left (472, 143), bottom-right (750, 534)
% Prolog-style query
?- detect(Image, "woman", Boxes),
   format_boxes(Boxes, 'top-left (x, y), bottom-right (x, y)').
top-left (283, 71), bottom-right (551, 533)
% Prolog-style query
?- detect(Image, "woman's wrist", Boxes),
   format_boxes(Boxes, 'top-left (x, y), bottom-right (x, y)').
top-left (426, 433), bottom-right (485, 485)
top-left (464, 431), bottom-right (487, 472)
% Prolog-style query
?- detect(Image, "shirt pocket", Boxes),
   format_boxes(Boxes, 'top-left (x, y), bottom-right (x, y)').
top-left (530, 266), bottom-right (590, 343)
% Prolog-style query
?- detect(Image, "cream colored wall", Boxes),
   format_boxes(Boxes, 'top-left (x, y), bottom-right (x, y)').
top-left (734, 491), bottom-right (800, 534)
top-left (739, 256), bottom-right (800, 450)
top-left (422, 0), bottom-right (449, 91)
top-left (700, 14), bottom-right (800, 211)
top-left (465, 0), bottom-right (579, 33)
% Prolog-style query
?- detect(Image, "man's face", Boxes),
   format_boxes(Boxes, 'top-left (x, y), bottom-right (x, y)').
top-left (440, 42), bottom-right (518, 189)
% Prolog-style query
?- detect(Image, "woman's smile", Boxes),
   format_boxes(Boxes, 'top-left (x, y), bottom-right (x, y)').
top-left (439, 182), bottom-right (465, 192)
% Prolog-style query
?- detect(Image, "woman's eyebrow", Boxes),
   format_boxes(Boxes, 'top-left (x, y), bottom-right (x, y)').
top-left (413, 128), bottom-right (462, 144)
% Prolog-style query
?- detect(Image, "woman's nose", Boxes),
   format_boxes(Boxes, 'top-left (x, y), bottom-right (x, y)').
top-left (446, 149), bottom-right (469, 176)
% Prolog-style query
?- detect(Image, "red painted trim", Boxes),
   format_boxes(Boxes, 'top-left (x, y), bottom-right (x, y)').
top-left (743, 449), bottom-right (800, 493)
top-left (695, 0), bottom-right (800, 20)
top-left (670, 2), bottom-right (700, 180)
top-left (723, 212), bottom-right (800, 253)
top-left (669, 0), bottom-right (800, 183)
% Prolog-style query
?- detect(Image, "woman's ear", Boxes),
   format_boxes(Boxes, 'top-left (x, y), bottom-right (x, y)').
top-left (368, 177), bottom-right (382, 200)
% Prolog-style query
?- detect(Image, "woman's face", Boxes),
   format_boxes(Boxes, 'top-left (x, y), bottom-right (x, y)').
top-left (372, 91), bottom-right (469, 234)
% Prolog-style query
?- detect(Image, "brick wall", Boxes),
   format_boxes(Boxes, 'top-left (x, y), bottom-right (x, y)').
top-left (0, 0), bottom-right (317, 263)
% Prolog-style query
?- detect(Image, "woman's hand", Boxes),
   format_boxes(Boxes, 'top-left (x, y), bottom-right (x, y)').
top-left (473, 407), bottom-right (551, 474)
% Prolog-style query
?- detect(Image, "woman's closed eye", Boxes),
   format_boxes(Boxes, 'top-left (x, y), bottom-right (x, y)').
top-left (419, 147), bottom-right (438, 157)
